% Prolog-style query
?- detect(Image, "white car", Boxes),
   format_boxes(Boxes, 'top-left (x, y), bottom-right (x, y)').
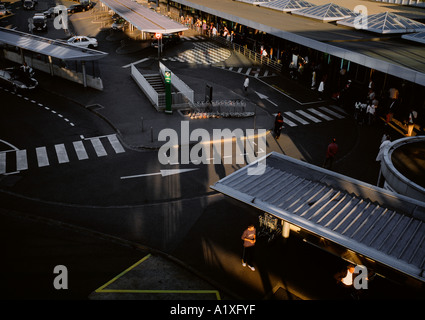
top-left (67, 36), bottom-right (98, 49)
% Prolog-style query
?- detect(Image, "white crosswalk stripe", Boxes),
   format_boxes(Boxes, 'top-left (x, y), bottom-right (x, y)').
top-left (273, 105), bottom-right (345, 128)
top-left (162, 42), bottom-right (231, 65)
top-left (0, 134), bottom-right (126, 174)
top-left (217, 65), bottom-right (276, 78)
top-left (36, 146), bottom-right (49, 167)
top-left (73, 141), bottom-right (89, 160)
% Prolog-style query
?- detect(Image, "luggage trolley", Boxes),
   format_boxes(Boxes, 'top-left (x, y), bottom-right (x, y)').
top-left (258, 213), bottom-right (282, 243)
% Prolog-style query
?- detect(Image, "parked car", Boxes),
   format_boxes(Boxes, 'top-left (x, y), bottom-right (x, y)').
top-left (0, 4), bottom-right (10, 15)
top-left (111, 17), bottom-right (127, 31)
top-left (151, 33), bottom-right (180, 50)
top-left (43, 6), bottom-right (63, 18)
top-left (29, 13), bottom-right (47, 32)
top-left (0, 66), bottom-right (38, 92)
top-left (23, 0), bottom-right (36, 10)
top-left (67, 1), bottom-right (93, 13)
top-left (66, 35), bottom-right (98, 49)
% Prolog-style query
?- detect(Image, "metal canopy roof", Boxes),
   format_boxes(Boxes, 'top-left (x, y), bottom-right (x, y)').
top-left (211, 152), bottom-right (425, 282)
top-left (0, 27), bottom-right (107, 61)
top-left (292, 2), bottom-right (358, 21)
top-left (98, 0), bottom-right (187, 34)
top-left (337, 12), bottom-right (425, 34)
top-left (259, 0), bottom-right (316, 12)
top-left (402, 31), bottom-right (425, 45)
top-left (235, 0), bottom-right (274, 5)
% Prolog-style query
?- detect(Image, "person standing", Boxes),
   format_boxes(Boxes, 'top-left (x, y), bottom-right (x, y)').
top-left (407, 109), bottom-right (418, 137)
top-left (323, 138), bottom-right (338, 169)
top-left (243, 76), bottom-right (249, 92)
top-left (274, 111), bottom-right (284, 139)
top-left (241, 224), bottom-right (256, 271)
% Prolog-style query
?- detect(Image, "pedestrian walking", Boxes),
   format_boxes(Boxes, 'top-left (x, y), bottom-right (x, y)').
top-left (274, 111), bottom-right (284, 139)
top-left (323, 138), bottom-right (338, 169)
top-left (243, 76), bottom-right (249, 92)
top-left (241, 223), bottom-right (256, 271)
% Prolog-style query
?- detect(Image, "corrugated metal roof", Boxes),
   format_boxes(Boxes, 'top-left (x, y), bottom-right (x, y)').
top-left (0, 27), bottom-right (107, 61)
top-left (98, 0), bottom-right (187, 33)
top-left (211, 152), bottom-right (425, 282)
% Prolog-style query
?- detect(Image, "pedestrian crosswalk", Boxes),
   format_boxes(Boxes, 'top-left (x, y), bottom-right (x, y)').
top-left (162, 42), bottom-right (231, 65)
top-left (274, 105), bottom-right (347, 128)
top-left (217, 66), bottom-right (277, 78)
top-left (0, 134), bottom-right (125, 175)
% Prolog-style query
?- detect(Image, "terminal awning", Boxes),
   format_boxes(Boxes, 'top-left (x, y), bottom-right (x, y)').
top-left (211, 152), bottom-right (425, 282)
top-left (0, 27), bottom-right (107, 61)
top-left (338, 12), bottom-right (425, 34)
top-left (258, 0), bottom-right (315, 12)
top-left (292, 3), bottom-right (358, 22)
top-left (402, 31), bottom-right (425, 44)
top-left (98, 0), bottom-right (187, 34)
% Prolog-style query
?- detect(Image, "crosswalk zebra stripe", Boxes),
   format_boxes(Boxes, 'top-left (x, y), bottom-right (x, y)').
top-left (0, 153), bottom-right (5, 174)
top-left (319, 106), bottom-right (345, 119)
top-left (36, 146), bottom-right (49, 167)
top-left (308, 108), bottom-right (333, 121)
top-left (55, 144), bottom-right (69, 164)
top-left (73, 141), bottom-right (89, 160)
top-left (107, 135), bottom-right (125, 154)
top-left (284, 111), bottom-right (309, 125)
top-left (296, 110), bottom-right (321, 123)
top-left (16, 150), bottom-right (28, 171)
top-left (283, 117), bottom-right (297, 127)
top-left (91, 138), bottom-right (107, 157)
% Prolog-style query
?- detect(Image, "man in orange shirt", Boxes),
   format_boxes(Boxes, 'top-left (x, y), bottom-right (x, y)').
top-left (241, 224), bottom-right (256, 271)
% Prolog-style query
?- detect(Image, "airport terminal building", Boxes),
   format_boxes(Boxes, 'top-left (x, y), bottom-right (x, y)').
top-left (152, 0), bottom-right (425, 127)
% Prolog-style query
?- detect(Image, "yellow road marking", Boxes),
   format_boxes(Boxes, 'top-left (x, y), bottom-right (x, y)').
top-left (94, 253), bottom-right (221, 300)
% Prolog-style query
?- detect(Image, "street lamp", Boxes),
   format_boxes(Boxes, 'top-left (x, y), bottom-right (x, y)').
top-left (155, 32), bottom-right (162, 60)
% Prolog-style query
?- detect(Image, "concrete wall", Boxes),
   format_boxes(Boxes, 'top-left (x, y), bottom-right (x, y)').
top-left (380, 137), bottom-right (425, 204)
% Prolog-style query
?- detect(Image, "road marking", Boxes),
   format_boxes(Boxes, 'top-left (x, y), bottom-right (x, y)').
top-left (0, 153), bottom-right (6, 174)
top-left (36, 147), bottom-right (49, 167)
top-left (255, 91), bottom-right (278, 107)
top-left (284, 111), bottom-right (309, 125)
top-left (55, 144), bottom-right (69, 164)
top-left (73, 141), bottom-right (89, 160)
top-left (296, 110), bottom-right (321, 123)
top-left (16, 150), bottom-right (28, 171)
top-left (120, 168), bottom-right (199, 180)
top-left (319, 106), bottom-right (345, 119)
top-left (107, 134), bottom-right (125, 154)
top-left (94, 254), bottom-right (221, 299)
top-left (308, 108), bottom-right (332, 121)
top-left (91, 138), bottom-right (107, 157)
